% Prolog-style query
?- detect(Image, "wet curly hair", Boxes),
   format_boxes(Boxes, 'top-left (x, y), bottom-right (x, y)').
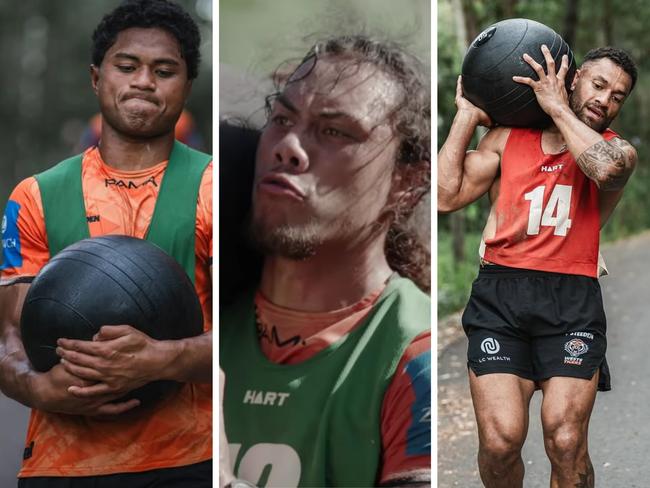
top-left (92, 0), bottom-right (201, 80)
top-left (268, 35), bottom-right (431, 291)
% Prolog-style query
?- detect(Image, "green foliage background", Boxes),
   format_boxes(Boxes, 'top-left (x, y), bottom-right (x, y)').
top-left (438, 0), bottom-right (650, 317)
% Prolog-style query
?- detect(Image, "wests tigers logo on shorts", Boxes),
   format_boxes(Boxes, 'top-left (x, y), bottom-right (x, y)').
top-left (564, 338), bottom-right (589, 357)
top-left (564, 338), bottom-right (588, 365)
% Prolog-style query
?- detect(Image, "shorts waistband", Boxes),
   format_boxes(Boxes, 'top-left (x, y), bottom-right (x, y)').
top-left (478, 263), bottom-right (590, 279)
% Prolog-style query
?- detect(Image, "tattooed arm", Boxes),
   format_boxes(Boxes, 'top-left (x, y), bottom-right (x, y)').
top-left (546, 103), bottom-right (636, 224)
top-left (545, 100), bottom-right (636, 191)
top-left (590, 138), bottom-right (637, 227)
top-left (576, 137), bottom-right (637, 191)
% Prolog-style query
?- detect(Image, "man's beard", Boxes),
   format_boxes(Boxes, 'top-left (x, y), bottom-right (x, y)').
top-left (569, 92), bottom-right (611, 133)
top-left (248, 215), bottom-right (322, 260)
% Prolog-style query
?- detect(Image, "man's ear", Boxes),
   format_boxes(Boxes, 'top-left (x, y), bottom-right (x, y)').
top-left (90, 64), bottom-right (100, 95)
top-left (570, 68), bottom-right (581, 92)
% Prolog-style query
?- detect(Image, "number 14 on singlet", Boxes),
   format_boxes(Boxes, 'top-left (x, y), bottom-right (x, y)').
top-left (524, 184), bottom-right (573, 236)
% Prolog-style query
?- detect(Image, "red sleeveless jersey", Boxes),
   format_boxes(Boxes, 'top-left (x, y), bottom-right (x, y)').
top-left (483, 127), bottom-right (618, 278)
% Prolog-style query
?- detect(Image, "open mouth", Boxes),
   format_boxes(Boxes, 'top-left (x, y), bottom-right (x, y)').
top-left (586, 106), bottom-right (604, 120)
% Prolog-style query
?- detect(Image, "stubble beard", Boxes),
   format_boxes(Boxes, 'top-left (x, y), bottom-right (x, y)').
top-left (569, 92), bottom-right (611, 133)
top-left (249, 214), bottom-right (322, 260)
top-left (120, 107), bottom-right (163, 136)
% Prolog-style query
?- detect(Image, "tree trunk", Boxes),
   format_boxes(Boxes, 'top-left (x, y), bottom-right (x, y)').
top-left (448, 0), bottom-right (474, 265)
top-left (563, 0), bottom-right (580, 47)
top-left (459, 0), bottom-right (479, 43)
top-left (495, 0), bottom-right (519, 20)
top-left (603, 0), bottom-right (613, 45)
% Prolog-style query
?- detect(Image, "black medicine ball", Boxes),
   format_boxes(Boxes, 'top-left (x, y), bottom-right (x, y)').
top-left (21, 235), bottom-right (204, 407)
top-left (461, 18), bottom-right (576, 128)
top-left (219, 121), bottom-right (262, 307)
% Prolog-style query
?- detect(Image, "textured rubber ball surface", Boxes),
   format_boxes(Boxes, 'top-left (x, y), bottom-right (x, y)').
top-left (462, 18), bottom-right (576, 128)
top-left (21, 235), bottom-right (204, 407)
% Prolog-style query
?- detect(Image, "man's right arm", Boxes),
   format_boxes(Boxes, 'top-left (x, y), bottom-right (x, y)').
top-left (0, 282), bottom-right (140, 415)
top-left (0, 283), bottom-right (92, 409)
top-left (0, 178), bottom-right (138, 415)
top-left (438, 76), bottom-right (503, 213)
top-left (0, 283), bottom-right (37, 406)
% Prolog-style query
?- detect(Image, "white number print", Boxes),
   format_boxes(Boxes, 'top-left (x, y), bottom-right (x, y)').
top-left (230, 442), bottom-right (301, 487)
top-left (524, 184), bottom-right (573, 236)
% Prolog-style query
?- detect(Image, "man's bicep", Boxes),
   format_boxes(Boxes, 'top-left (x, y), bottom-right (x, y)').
top-left (438, 145), bottom-right (500, 213)
top-left (599, 188), bottom-right (626, 228)
top-left (0, 283), bottom-right (30, 354)
top-left (598, 138), bottom-right (637, 226)
top-left (462, 148), bottom-right (500, 199)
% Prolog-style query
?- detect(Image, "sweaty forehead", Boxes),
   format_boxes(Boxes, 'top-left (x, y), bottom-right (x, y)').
top-left (581, 58), bottom-right (632, 93)
top-left (106, 27), bottom-right (183, 60)
top-left (282, 56), bottom-right (401, 125)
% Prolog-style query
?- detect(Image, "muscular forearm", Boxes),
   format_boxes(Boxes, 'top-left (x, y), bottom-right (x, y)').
top-left (0, 331), bottom-right (39, 408)
top-left (437, 110), bottom-right (480, 207)
top-left (576, 140), bottom-right (628, 190)
top-left (159, 330), bottom-right (212, 384)
top-left (551, 106), bottom-right (628, 190)
top-left (0, 283), bottom-right (40, 408)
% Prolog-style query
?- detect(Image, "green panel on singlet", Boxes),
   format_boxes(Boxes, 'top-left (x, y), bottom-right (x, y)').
top-left (220, 276), bottom-right (430, 487)
top-left (35, 140), bottom-right (211, 283)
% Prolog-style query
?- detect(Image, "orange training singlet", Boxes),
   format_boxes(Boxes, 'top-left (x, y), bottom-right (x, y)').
top-left (1, 147), bottom-right (212, 477)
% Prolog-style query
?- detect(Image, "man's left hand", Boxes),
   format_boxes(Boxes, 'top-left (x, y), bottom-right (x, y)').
top-left (513, 44), bottom-right (571, 118)
top-left (56, 325), bottom-right (167, 398)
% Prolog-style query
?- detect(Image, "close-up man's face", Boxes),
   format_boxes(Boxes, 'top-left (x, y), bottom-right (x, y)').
top-left (250, 55), bottom-right (402, 258)
top-left (92, 27), bottom-right (192, 139)
top-left (569, 57), bottom-right (633, 133)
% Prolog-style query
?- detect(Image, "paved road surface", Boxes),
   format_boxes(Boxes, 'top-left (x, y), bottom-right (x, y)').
top-left (0, 396), bottom-right (28, 486)
top-left (438, 232), bottom-right (650, 487)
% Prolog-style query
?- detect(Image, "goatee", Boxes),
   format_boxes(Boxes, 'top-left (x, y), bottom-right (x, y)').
top-left (248, 216), bottom-right (321, 260)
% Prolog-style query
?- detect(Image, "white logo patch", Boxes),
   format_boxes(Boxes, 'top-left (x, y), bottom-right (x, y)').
top-left (1, 215), bottom-right (6, 235)
top-left (480, 337), bottom-right (500, 354)
top-left (540, 163), bottom-right (565, 173)
top-left (564, 338), bottom-right (589, 357)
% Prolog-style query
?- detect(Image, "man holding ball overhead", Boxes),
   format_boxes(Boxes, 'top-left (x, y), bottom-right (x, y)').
top-left (438, 34), bottom-right (637, 488)
top-left (0, 0), bottom-right (212, 486)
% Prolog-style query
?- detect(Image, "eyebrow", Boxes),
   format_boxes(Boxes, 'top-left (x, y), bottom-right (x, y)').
top-left (275, 93), bottom-right (364, 124)
top-left (319, 108), bottom-right (361, 122)
top-left (593, 75), bottom-right (628, 96)
top-left (113, 52), bottom-right (180, 66)
top-left (275, 94), bottom-right (298, 113)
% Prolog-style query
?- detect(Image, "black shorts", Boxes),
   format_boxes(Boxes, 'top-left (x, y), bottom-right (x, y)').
top-left (461, 265), bottom-right (610, 391)
top-left (17, 460), bottom-right (212, 488)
